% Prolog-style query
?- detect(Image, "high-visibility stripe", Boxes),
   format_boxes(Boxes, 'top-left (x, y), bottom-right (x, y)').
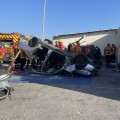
top-left (0, 34), bottom-right (19, 42)
top-left (8, 35), bottom-right (12, 38)
top-left (6, 35), bottom-right (9, 39)
top-left (11, 34), bottom-right (19, 42)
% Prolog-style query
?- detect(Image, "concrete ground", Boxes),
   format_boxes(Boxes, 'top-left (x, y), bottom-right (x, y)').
top-left (0, 64), bottom-right (120, 120)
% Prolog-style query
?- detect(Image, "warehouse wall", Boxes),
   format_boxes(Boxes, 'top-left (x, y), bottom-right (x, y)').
top-left (117, 28), bottom-right (120, 47)
top-left (117, 27), bottom-right (120, 62)
top-left (53, 30), bottom-right (117, 55)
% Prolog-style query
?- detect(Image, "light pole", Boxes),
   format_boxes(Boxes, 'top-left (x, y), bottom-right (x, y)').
top-left (41, 0), bottom-right (47, 41)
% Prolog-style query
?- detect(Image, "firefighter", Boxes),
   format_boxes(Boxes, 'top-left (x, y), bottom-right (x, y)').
top-left (67, 43), bottom-right (72, 52)
top-left (104, 44), bottom-right (112, 65)
top-left (13, 42), bottom-right (21, 69)
top-left (55, 41), bottom-right (59, 48)
top-left (111, 44), bottom-right (117, 61)
top-left (19, 49), bottom-right (27, 71)
top-left (94, 46), bottom-right (101, 60)
top-left (58, 40), bottom-right (65, 50)
top-left (70, 43), bottom-right (76, 54)
top-left (85, 44), bottom-right (90, 57)
top-left (0, 44), bottom-right (7, 68)
top-left (75, 41), bottom-right (82, 54)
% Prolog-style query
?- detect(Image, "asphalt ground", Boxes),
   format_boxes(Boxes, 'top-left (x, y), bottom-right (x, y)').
top-left (0, 63), bottom-right (120, 120)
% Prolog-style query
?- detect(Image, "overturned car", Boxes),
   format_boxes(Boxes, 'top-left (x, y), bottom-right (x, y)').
top-left (18, 36), bottom-right (101, 76)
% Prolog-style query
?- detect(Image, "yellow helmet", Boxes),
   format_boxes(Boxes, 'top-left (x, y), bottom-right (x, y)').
top-left (59, 40), bottom-right (63, 43)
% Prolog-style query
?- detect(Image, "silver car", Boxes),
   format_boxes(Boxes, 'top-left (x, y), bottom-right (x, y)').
top-left (18, 36), bottom-right (99, 76)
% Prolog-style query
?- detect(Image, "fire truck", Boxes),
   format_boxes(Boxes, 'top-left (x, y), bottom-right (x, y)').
top-left (0, 33), bottom-right (20, 62)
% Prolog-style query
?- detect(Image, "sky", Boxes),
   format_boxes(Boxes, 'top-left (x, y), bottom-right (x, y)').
top-left (0, 0), bottom-right (120, 40)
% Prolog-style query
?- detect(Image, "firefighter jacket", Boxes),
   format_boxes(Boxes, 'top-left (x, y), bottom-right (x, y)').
top-left (76, 46), bottom-right (82, 54)
top-left (0, 48), bottom-right (6, 58)
top-left (58, 43), bottom-right (65, 50)
top-left (85, 47), bottom-right (90, 55)
top-left (104, 46), bottom-right (112, 55)
top-left (111, 46), bottom-right (116, 54)
top-left (20, 50), bottom-right (26, 58)
top-left (70, 45), bottom-right (76, 54)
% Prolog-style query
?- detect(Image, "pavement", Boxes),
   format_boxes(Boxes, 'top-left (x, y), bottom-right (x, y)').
top-left (0, 63), bottom-right (120, 120)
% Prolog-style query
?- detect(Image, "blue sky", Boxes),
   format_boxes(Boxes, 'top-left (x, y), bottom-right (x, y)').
top-left (0, 0), bottom-right (120, 39)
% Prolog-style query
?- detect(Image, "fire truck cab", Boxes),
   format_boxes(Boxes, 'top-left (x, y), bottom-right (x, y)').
top-left (0, 33), bottom-right (20, 62)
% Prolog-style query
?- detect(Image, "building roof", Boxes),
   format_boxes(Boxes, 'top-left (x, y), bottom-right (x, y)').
top-left (53, 28), bottom-right (117, 39)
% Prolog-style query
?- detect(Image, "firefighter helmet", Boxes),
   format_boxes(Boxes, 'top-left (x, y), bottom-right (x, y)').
top-left (59, 40), bottom-right (63, 43)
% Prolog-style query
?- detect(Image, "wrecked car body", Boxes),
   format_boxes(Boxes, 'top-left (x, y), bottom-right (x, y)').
top-left (18, 36), bottom-right (100, 76)
top-left (0, 70), bottom-right (12, 100)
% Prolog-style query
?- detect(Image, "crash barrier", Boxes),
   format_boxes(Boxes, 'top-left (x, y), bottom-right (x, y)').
top-left (0, 70), bottom-right (14, 100)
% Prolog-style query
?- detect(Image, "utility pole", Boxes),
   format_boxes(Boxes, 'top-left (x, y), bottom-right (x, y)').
top-left (41, 0), bottom-right (47, 41)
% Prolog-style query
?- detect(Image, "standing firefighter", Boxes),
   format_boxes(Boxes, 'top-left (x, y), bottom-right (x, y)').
top-left (94, 46), bottom-right (101, 60)
top-left (104, 44), bottom-right (112, 66)
top-left (70, 43), bottom-right (76, 54)
top-left (67, 43), bottom-right (72, 52)
top-left (75, 42), bottom-right (82, 55)
top-left (19, 50), bottom-right (26, 71)
top-left (111, 44), bottom-right (117, 61)
top-left (85, 45), bottom-right (90, 57)
top-left (58, 40), bottom-right (65, 50)
top-left (0, 45), bottom-right (6, 68)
